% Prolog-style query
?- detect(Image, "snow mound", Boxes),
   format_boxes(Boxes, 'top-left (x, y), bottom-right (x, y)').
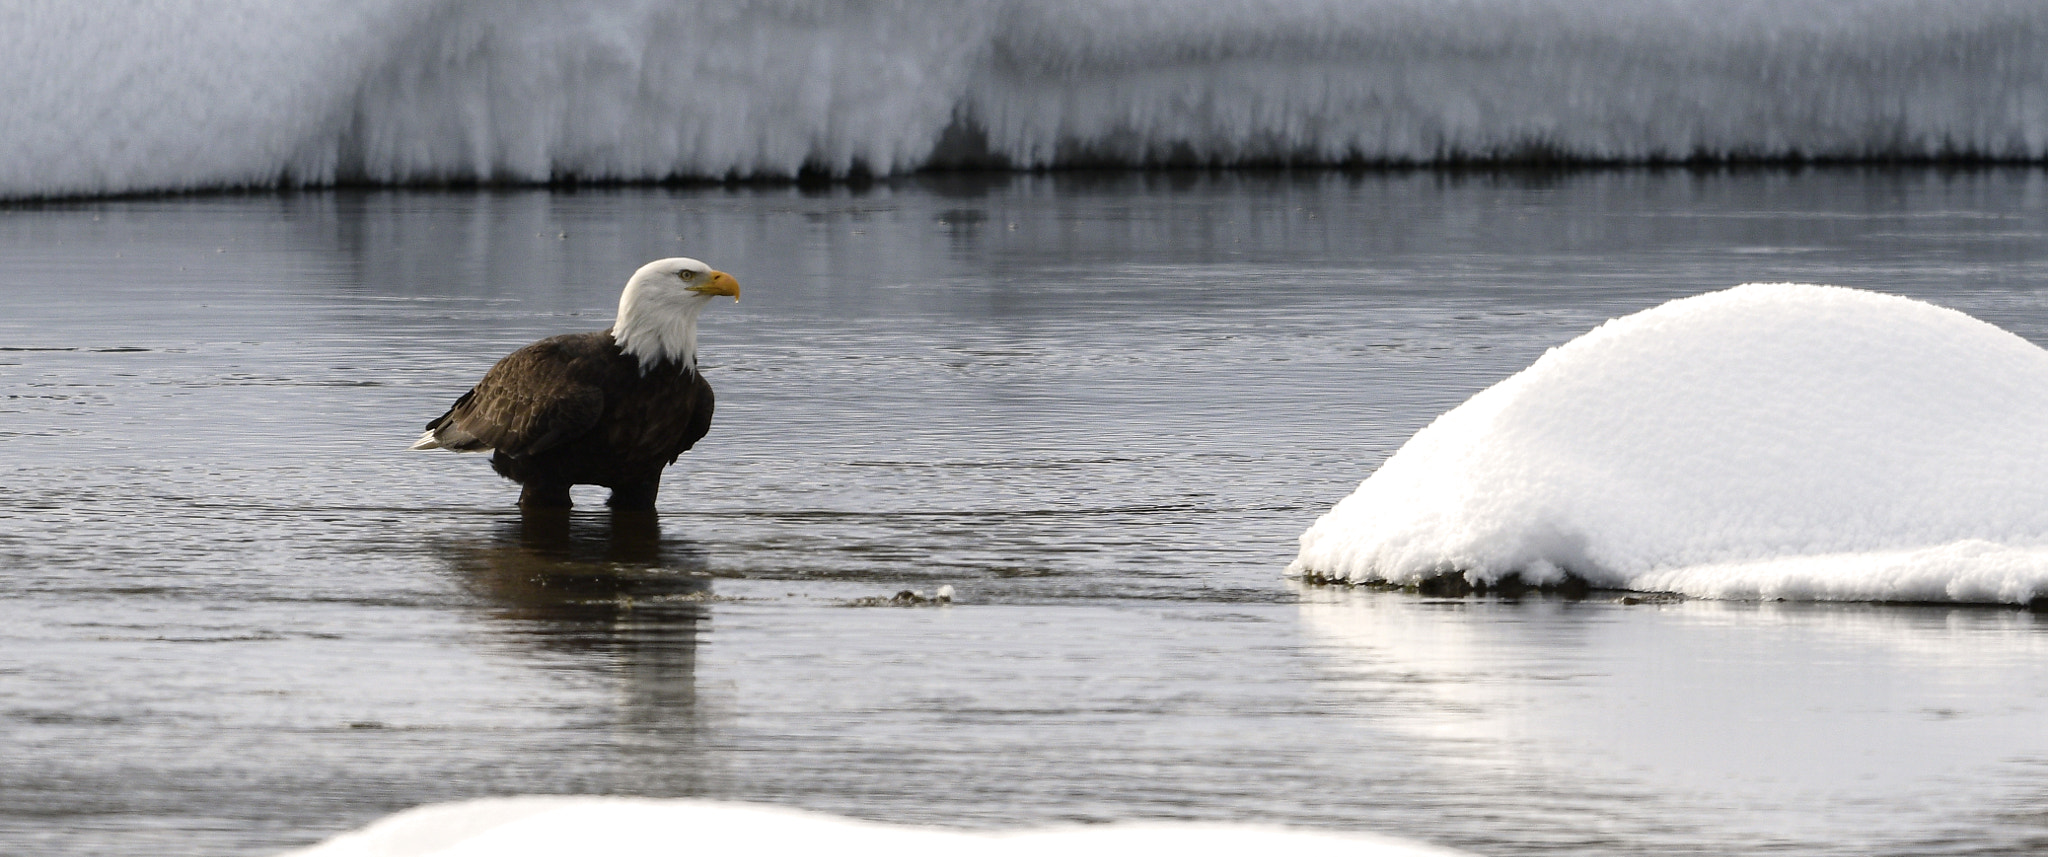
top-left (1289, 283), bottom-right (2048, 605)
top-left (7, 1), bottom-right (2048, 198)
top-left (277, 797), bottom-right (1474, 857)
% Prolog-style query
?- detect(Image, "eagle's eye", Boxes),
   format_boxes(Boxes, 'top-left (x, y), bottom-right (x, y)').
top-left (679, 270), bottom-right (697, 281)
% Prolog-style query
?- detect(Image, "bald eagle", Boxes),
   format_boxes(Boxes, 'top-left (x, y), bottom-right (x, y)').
top-left (410, 257), bottom-right (740, 510)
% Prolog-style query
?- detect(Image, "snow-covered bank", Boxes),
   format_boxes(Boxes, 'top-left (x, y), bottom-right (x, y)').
top-left (5, 0), bottom-right (2048, 199)
top-left (278, 797), bottom-right (1475, 857)
top-left (1290, 284), bottom-right (2048, 605)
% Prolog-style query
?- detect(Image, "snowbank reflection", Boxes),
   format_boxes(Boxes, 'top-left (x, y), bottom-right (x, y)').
top-left (1298, 586), bottom-right (2048, 852)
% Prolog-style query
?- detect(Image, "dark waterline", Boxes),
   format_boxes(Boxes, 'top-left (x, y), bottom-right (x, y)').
top-left (4, 170), bottom-right (2048, 856)
top-left (9, 157), bottom-right (2048, 205)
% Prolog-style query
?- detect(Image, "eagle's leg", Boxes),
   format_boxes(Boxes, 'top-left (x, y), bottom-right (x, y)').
top-left (518, 481), bottom-right (574, 509)
top-left (606, 478), bottom-right (661, 511)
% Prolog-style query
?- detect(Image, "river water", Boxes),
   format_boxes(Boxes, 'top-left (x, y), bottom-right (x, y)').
top-left (4, 170), bottom-right (2047, 856)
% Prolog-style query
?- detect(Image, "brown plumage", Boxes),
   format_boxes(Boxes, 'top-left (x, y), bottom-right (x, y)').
top-left (412, 258), bottom-right (739, 510)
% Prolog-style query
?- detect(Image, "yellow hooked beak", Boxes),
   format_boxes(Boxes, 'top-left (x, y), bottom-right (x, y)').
top-left (687, 270), bottom-right (740, 301)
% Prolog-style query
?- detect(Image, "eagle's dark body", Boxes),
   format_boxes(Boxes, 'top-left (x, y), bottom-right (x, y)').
top-left (421, 330), bottom-right (713, 510)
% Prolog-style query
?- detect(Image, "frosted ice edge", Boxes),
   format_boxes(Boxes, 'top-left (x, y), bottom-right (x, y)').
top-left (5, 0), bottom-right (2048, 199)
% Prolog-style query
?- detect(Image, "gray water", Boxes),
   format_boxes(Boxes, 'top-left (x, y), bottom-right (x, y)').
top-left (4, 171), bottom-right (2048, 857)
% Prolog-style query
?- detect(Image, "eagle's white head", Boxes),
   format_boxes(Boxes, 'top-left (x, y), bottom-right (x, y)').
top-left (611, 257), bottom-right (740, 372)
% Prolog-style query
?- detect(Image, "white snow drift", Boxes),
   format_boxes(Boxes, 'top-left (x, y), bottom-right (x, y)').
top-left (1290, 283), bottom-right (2048, 605)
top-left (277, 797), bottom-right (1475, 857)
top-left (6, 0), bottom-right (2048, 198)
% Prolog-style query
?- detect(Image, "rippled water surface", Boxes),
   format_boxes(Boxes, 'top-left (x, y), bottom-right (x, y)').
top-left (6, 171), bottom-right (2048, 856)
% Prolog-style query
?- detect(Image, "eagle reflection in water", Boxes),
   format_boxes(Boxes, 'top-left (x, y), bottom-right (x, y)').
top-left (437, 509), bottom-right (710, 732)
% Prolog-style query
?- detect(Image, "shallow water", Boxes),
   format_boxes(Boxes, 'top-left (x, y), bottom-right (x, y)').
top-left (4, 170), bottom-right (2048, 856)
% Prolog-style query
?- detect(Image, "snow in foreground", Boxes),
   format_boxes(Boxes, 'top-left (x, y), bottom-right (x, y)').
top-left (1291, 283), bottom-right (2048, 605)
top-left (278, 797), bottom-right (1473, 857)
